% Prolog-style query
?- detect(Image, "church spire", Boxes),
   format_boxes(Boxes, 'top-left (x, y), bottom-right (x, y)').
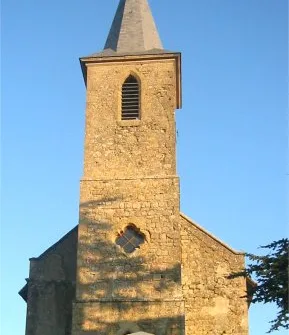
top-left (104, 0), bottom-right (163, 54)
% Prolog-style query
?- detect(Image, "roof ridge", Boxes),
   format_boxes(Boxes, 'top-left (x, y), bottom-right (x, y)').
top-left (180, 212), bottom-right (244, 255)
top-left (29, 225), bottom-right (78, 261)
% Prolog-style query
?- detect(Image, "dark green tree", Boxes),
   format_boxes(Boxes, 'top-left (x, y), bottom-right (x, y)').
top-left (246, 238), bottom-right (288, 333)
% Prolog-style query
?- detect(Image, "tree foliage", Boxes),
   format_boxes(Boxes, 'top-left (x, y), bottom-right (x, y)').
top-left (246, 238), bottom-right (289, 333)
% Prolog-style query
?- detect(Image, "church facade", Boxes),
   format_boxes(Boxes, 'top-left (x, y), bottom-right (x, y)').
top-left (19, 1), bottom-right (253, 334)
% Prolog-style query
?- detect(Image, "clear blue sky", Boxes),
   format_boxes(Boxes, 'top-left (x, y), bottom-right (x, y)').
top-left (1, 0), bottom-right (287, 334)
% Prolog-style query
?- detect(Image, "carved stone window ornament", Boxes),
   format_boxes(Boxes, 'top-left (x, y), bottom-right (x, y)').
top-left (116, 225), bottom-right (145, 253)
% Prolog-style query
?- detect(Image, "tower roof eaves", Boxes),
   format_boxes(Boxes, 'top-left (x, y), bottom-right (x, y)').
top-left (81, 48), bottom-right (177, 59)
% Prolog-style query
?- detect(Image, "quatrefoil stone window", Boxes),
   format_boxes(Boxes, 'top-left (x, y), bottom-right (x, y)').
top-left (116, 226), bottom-right (145, 253)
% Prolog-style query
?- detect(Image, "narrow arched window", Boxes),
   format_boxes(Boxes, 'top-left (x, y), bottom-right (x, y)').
top-left (121, 75), bottom-right (140, 120)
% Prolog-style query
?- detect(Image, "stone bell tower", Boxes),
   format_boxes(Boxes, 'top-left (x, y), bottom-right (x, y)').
top-left (72, 0), bottom-right (184, 334)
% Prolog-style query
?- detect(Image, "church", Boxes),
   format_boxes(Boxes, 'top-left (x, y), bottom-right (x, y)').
top-left (19, 1), bottom-right (254, 334)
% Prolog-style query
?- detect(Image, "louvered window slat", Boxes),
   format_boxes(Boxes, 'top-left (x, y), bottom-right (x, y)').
top-left (121, 75), bottom-right (140, 120)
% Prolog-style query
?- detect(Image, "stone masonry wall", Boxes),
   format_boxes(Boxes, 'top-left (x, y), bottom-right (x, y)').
top-left (74, 177), bottom-right (184, 334)
top-left (83, 58), bottom-right (177, 179)
top-left (77, 178), bottom-right (181, 301)
top-left (180, 215), bottom-right (249, 335)
top-left (25, 228), bottom-right (77, 335)
top-left (72, 301), bottom-right (184, 335)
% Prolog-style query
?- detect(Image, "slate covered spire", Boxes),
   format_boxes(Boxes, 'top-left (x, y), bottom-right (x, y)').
top-left (104, 0), bottom-right (163, 54)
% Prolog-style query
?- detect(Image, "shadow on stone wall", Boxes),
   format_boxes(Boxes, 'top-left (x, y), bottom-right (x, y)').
top-left (74, 198), bottom-right (184, 335)
top-left (76, 314), bottom-right (184, 335)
